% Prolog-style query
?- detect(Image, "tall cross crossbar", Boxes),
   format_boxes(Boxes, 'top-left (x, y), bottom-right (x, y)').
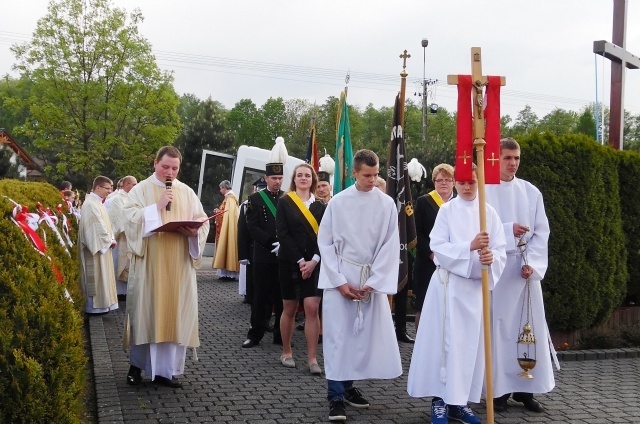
top-left (593, 0), bottom-right (640, 150)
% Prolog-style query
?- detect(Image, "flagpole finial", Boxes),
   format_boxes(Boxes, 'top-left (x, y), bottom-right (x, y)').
top-left (400, 50), bottom-right (411, 77)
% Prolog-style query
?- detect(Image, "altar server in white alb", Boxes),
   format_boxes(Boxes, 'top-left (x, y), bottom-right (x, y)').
top-left (407, 165), bottom-right (506, 424)
top-left (318, 149), bottom-right (402, 422)
top-left (123, 146), bottom-right (209, 389)
top-left (485, 137), bottom-right (558, 413)
top-left (78, 175), bottom-right (119, 314)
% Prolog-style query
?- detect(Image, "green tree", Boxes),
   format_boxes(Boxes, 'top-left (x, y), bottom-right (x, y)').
top-left (10, 0), bottom-right (181, 190)
top-left (282, 98), bottom-right (314, 159)
top-left (227, 98), bottom-right (265, 148)
top-left (174, 98), bottom-right (233, 192)
top-left (576, 106), bottom-right (597, 139)
top-left (0, 76), bottom-right (33, 151)
top-left (537, 108), bottom-right (578, 136)
top-left (260, 97), bottom-right (287, 147)
top-left (512, 105), bottom-right (539, 135)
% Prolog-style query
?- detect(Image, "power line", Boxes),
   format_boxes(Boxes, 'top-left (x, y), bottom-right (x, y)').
top-left (1, 31), bottom-right (639, 115)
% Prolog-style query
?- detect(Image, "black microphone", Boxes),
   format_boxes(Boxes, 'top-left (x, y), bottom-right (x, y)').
top-left (165, 179), bottom-right (172, 211)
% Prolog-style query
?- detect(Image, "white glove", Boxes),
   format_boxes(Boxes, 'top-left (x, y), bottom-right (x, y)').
top-left (239, 259), bottom-right (250, 265)
top-left (271, 242), bottom-right (280, 256)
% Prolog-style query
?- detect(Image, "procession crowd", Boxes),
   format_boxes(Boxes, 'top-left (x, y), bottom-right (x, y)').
top-left (76, 137), bottom-right (557, 423)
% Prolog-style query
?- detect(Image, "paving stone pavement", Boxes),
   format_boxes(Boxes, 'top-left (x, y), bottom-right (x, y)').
top-left (90, 267), bottom-right (640, 423)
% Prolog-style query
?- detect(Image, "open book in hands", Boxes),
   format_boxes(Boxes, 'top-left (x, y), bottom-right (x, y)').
top-left (151, 209), bottom-right (226, 233)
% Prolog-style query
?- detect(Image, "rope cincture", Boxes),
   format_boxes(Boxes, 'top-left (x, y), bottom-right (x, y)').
top-left (338, 254), bottom-right (371, 335)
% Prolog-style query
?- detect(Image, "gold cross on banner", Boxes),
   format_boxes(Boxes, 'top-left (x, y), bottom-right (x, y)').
top-left (457, 150), bottom-right (471, 165)
top-left (487, 152), bottom-right (500, 166)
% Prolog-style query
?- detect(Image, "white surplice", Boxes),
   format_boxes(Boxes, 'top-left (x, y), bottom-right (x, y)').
top-left (106, 190), bottom-right (130, 295)
top-left (407, 196), bottom-right (506, 406)
top-left (318, 185), bottom-right (402, 381)
top-left (123, 175), bottom-right (209, 380)
top-left (485, 177), bottom-right (558, 397)
top-left (78, 192), bottom-right (118, 313)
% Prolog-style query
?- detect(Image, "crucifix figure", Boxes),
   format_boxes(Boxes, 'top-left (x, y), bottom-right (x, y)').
top-left (593, 0), bottom-right (640, 150)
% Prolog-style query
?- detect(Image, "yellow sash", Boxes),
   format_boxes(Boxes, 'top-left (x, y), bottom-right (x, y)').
top-left (287, 192), bottom-right (319, 234)
top-left (428, 190), bottom-right (445, 207)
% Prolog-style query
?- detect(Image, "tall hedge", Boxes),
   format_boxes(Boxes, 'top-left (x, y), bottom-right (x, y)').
top-left (518, 134), bottom-right (627, 331)
top-left (0, 180), bottom-right (85, 423)
top-left (617, 150), bottom-right (640, 304)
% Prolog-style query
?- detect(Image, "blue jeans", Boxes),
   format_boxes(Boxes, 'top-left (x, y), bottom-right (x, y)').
top-left (327, 379), bottom-right (353, 402)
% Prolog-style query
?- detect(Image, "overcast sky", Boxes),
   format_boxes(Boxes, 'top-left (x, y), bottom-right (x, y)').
top-left (1, 0), bottom-right (639, 121)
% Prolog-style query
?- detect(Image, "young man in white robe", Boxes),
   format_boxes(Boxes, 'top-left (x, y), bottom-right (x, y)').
top-left (123, 146), bottom-right (209, 389)
top-left (407, 166), bottom-right (507, 424)
top-left (318, 149), bottom-right (402, 422)
top-left (485, 138), bottom-right (558, 413)
top-left (78, 176), bottom-right (118, 314)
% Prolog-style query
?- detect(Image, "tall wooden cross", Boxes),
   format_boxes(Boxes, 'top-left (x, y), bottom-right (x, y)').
top-left (593, 0), bottom-right (640, 150)
top-left (447, 47), bottom-right (506, 424)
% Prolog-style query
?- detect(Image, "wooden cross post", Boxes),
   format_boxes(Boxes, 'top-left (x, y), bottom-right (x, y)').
top-left (593, 0), bottom-right (640, 150)
top-left (448, 47), bottom-right (506, 424)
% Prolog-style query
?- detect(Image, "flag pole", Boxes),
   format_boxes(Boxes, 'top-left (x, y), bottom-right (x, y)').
top-left (470, 47), bottom-right (494, 424)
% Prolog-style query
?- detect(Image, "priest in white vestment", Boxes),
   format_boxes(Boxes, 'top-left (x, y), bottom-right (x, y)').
top-left (105, 175), bottom-right (137, 296)
top-left (485, 138), bottom-right (558, 413)
top-left (318, 150), bottom-right (402, 422)
top-left (407, 167), bottom-right (506, 424)
top-left (78, 176), bottom-right (118, 314)
top-left (123, 146), bottom-right (209, 388)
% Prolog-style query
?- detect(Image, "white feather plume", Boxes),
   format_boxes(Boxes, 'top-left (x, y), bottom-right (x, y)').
top-left (268, 136), bottom-right (288, 164)
top-left (319, 154), bottom-right (335, 176)
top-left (407, 158), bottom-right (427, 182)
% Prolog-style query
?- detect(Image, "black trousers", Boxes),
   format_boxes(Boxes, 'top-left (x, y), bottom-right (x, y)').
top-left (246, 261), bottom-right (283, 342)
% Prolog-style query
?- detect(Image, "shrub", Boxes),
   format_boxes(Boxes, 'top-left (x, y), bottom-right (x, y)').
top-left (518, 134), bottom-right (627, 331)
top-left (0, 179), bottom-right (85, 423)
top-left (617, 151), bottom-right (640, 304)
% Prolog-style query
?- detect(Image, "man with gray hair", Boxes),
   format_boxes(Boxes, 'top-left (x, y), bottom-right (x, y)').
top-left (213, 180), bottom-right (240, 280)
top-left (106, 175), bottom-right (137, 297)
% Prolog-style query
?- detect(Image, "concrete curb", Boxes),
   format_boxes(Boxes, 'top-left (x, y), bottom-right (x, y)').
top-left (557, 347), bottom-right (640, 361)
top-left (89, 315), bottom-right (125, 424)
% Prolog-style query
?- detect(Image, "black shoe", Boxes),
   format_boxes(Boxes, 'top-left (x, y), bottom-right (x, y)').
top-left (512, 392), bottom-right (543, 413)
top-left (493, 393), bottom-right (510, 412)
top-left (154, 375), bottom-right (182, 388)
top-left (329, 399), bottom-right (347, 421)
top-left (296, 321), bottom-right (305, 331)
top-left (396, 332), bottom-right (415, 344)
top-left (126, 365), bottom-right (141, 386)
top-left (344, 387), bottom-right (370, 408)
top-left (242, 338), bottom-right (259, 348)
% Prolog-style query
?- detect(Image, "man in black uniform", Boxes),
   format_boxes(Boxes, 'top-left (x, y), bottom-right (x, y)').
top-left (242, 165), bottom-right (285, 348)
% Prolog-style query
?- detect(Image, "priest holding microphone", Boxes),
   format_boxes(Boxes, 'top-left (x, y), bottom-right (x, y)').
top-left (123, 145), bottom-right (210, 388)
